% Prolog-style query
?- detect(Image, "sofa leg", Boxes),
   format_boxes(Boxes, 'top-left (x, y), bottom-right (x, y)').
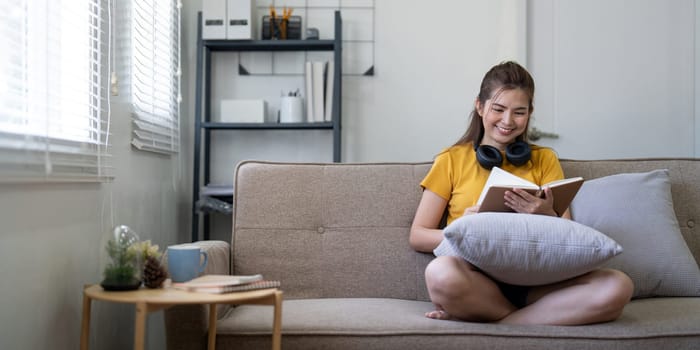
top-left (272, 290), bottom-right (283, 350)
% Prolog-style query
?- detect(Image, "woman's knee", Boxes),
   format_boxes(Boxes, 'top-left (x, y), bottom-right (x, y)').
top-left (425, 256), bottom-right (474, 298)
top-left (589, 269), bottom-right (634, 319)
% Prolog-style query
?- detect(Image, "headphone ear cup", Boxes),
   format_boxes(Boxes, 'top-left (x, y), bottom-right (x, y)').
top-left (506, 141), bottom-right (532, 166)
top-left (476, 145), bottom-right (503, 170)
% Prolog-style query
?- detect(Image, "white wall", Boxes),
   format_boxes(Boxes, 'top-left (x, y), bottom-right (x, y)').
top-left (0, 35), bottom-right (189, 350)
top-left (696, 0), bottom-right (700, 156)
top-left (528, 0), bottom-right (697, 159)
top-left (343, 0), bottom-right (527, 162)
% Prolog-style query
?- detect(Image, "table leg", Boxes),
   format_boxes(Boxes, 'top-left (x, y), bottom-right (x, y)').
top-left (80, 291), bottom-right (92, 350)
top-left (271, 291), bottom-right (283, 350)
top-left (208, 304), bottom-right (217, 350)
top-left (134, 302), bottom-right (147, 350)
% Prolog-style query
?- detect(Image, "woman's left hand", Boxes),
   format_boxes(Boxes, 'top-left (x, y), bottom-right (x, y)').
top-left (504, 187), bottom-right (558, 216)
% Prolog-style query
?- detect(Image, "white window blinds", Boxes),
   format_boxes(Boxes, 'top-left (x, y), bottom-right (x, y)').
top-left (0, 0), bottom-right (112, 182)
top-left (129, 0), bottom-right (181, 154)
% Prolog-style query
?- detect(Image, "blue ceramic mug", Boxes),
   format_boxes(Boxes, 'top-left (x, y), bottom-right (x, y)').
top-left (167, 245), bottom-right (208, 283)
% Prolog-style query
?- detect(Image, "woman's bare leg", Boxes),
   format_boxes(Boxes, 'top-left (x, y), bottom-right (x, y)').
top-left (424, 256), bottom-right (517, 322)
top-left (498, 268), bottom-right (633, 325)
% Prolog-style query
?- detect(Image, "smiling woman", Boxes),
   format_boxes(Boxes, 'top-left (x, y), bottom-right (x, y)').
top-left (0, 0), bottom-right (112, 182)
top-left (409, 61), bottom-right (634, 325)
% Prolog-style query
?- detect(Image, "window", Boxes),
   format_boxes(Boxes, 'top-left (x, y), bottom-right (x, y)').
top-left (0, 0), bottom-right (112, 181)
top-left (129, 0), bottom-right (181, 154)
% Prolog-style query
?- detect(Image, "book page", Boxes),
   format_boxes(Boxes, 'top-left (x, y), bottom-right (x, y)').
top-left (477, 167), bottom-right (538, 205)
top-left (543, 176), bottom-right (584, 188)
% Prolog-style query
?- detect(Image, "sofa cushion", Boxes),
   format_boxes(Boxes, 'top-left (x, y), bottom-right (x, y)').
top-left (433, 213), bottom-right (622, 285)
top-left (571, 169), bottom-right (700, 298)
top-left (214, 298), bottom-right (700, 350)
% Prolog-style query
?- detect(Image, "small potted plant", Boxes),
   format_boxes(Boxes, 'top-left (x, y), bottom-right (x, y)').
top-left (100, 225), bottom-right (142, 291)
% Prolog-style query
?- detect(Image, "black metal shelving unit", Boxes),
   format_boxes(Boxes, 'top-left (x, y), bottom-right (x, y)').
top-left (191, 11), bottom-right (343, 242)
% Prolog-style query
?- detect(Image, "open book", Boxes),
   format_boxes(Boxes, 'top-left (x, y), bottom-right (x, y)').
top-left (476, 167), bottom-right (584, 215)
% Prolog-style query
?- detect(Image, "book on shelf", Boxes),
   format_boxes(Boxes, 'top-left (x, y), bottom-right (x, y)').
top-left (311, 61), bottom-right (326, 122)
top-left (304, 60), bottom-right (333, 123)
top-left (477, 167), bottom-right (584, 215)
top-left (323, 61), bottom-right (334, 122)
top-left (305, 61), bottom-right (314, 122)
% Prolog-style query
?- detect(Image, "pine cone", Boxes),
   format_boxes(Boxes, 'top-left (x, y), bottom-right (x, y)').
top-left (143, 256), bottom-right (168, 288)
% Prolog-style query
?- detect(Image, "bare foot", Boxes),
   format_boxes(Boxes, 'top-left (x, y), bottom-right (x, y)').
top-left (425, 305), bottom-right (456, 320)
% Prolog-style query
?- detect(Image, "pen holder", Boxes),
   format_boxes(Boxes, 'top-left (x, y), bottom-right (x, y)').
top-left (262, 15), bottom-right (302, 40)
top-left (279, 96), bottom-right (303, 123)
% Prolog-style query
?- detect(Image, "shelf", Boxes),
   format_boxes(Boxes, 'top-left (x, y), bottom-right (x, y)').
top-left (204, 39), bottom-right (335, 52)
top-left (202, 122), bottom-right (334, 130)
top-left (192, 11), bottom-right (342, 242)
top-left (200, 184), bottom-right (233, 197)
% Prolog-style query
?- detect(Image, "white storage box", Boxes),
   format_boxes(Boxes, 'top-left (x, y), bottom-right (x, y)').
top-left (202, 0), bottom-right (226, 39)
top-left (220, 99), bottom-right (267, 123)
top-left (203, 0), bottom-right (253, 40)
top-left (227, 0), bottom-right (253, 40)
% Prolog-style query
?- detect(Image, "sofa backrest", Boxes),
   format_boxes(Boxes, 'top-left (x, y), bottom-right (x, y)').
top-left (232, 161), bottom-right (434, 301)
top-left (231, 159), bottom-right (700, 301)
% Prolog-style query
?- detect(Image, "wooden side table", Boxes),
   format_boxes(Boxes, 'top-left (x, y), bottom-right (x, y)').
top-left (80, 284), bottom-right (282, 350)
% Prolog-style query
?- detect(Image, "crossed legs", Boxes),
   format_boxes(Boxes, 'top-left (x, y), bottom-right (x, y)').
top-left (424, 256), bottom-right (634, 325)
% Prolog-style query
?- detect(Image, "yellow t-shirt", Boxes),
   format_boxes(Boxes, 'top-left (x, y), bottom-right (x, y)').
top-left (420, 143), bottom-right (564, 225)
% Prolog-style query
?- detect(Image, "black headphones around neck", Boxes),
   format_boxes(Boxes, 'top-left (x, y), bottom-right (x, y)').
top-left (474, 139), bottom-right (531, 170)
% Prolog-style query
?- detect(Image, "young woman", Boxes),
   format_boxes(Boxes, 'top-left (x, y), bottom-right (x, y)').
top-left (409, 61), bottom-right (633, 325)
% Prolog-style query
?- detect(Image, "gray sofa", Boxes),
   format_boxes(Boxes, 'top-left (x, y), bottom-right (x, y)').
top-left (166, 159), bottom-right (700, 349)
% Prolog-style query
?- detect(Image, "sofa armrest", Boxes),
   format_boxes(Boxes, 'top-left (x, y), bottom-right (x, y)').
top-left (164, 240), bottom-right (230, 350)
top-left (192, 240), bottom-right (231, 275)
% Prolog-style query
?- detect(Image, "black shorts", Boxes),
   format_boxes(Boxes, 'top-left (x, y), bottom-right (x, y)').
top-left (496, 281), bottom-right (530, 309)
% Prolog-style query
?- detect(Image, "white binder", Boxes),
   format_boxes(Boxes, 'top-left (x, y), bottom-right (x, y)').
top-left (227, 0), bottom-right (253, 40)
top-left (202, 0), bottom-right (226, 39)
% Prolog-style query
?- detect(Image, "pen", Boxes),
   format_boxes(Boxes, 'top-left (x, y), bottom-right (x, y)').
top-left (270, 5), bottom-right (278, 39)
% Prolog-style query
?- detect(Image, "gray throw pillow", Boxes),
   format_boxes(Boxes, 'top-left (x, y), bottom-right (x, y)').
top-left (570, 169), bottom-right (700, 298)
top-left (434, 213), bottom-right (622, 286)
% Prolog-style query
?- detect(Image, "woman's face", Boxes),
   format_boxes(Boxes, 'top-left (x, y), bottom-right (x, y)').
top-left (476, 88), bottom-right (531, 150)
